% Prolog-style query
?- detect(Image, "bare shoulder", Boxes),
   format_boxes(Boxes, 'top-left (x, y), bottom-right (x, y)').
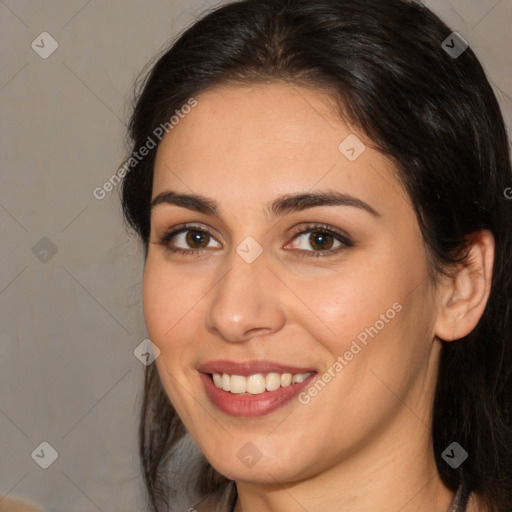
top-left (0, 496), bottom-right (42, 512)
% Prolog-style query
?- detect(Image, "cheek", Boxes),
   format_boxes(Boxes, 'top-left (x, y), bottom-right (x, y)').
top-left (142, 259), bottom-right (201, 414)
top-left (142, 256), bottom-right (213, 405)
top-left (297, 252), bottom-right (432, 407)
top-left (295, 260), bottom-right (401, 350)
top-left (142, 258), bottom-right (200, 343)
top-left (142, 261), bottom-right (171, 342)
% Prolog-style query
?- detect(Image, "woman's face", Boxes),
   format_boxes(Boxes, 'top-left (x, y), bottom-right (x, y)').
top-left (143, 83), bottom-right (443, 484)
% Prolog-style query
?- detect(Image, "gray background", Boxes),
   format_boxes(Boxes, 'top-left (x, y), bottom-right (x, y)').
top-left (1, 1), bottom-right (510, 511)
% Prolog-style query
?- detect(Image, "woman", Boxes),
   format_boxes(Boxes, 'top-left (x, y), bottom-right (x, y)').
top-left (120, 0), bottom-right (512, 510)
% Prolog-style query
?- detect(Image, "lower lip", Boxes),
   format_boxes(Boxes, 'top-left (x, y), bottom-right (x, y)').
top-left (199, 372), bottom-right (316, 417)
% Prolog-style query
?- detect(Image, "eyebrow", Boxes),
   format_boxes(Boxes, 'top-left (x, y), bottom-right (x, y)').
top-left (150, 189), bottom-right (380, 218)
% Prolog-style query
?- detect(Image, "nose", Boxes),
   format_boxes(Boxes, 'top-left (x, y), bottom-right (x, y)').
top-left (205, 248), bottom-right (286, 343)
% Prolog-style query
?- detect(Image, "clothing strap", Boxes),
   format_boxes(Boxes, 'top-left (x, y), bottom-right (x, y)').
top-left (447, 471), bottom-right (471, 512)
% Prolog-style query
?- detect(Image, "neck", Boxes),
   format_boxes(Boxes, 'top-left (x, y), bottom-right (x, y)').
top-left (234, 410), bottom-right (455, 512)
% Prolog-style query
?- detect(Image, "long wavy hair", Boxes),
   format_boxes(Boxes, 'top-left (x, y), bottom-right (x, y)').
top-left (120, 0), bottom-right (512, 510)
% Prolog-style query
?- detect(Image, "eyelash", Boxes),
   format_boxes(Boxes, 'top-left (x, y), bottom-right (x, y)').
top-left (156, 222), bottom-right (354, 258)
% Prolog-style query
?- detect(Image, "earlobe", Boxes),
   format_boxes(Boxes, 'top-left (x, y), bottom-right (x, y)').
top-left (434, 230), bottom-right (495, 342)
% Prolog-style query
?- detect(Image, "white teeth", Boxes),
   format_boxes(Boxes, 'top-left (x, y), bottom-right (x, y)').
top-left (247, 374), bottom-right (266, 394)
top-left (292, 373), bottom-right (309, 384)
top-left (281, 373), bottom-right (292, 387)
top-left (230, 375), bottom-right (247, 394)
top-left (213, 373), bottom-right (223, 388)
top-left (265, 372), bottom-right (281, 391)
top-left (221, 373), bottom-right (231, 392)
top-left (211, 372), bottom-right (313, 395)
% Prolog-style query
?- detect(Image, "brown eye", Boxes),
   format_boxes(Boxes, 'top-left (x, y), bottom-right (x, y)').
top-left (291, 229), bottom-right (344, 253)
top-left (185, 229), bottom-right (211, 248)
top-left (286, 223), bottom-right (353, 257)
top-left (308, 231), bottom-right (335, 251)
top-left (158, 226), bottom-right (222, 254)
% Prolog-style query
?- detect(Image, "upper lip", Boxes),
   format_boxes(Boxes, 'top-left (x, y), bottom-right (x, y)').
top-left (197, 359), bottom-right (317, 376)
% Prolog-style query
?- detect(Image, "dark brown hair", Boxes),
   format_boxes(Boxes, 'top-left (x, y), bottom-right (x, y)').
top-left (120, 0), bottom-right (512, 510)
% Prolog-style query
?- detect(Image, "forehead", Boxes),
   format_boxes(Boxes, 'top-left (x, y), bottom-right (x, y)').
top-left (152, 83), bottom-right (409, 219)
top-left (154, 83), bottom-right (346, 173)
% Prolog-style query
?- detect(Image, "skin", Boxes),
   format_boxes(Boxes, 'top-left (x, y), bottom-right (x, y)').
top-left (143, 83), bottom-right (493, 512)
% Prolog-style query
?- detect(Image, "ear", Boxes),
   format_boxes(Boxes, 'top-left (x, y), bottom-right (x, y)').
top-left (434, 230), bottom-right (495, 342)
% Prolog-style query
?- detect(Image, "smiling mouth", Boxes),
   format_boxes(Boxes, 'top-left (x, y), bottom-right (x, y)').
top-left (199, 367), bottom-right (317, 417)
top-left (210, 371), bottom-right (314, 395)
